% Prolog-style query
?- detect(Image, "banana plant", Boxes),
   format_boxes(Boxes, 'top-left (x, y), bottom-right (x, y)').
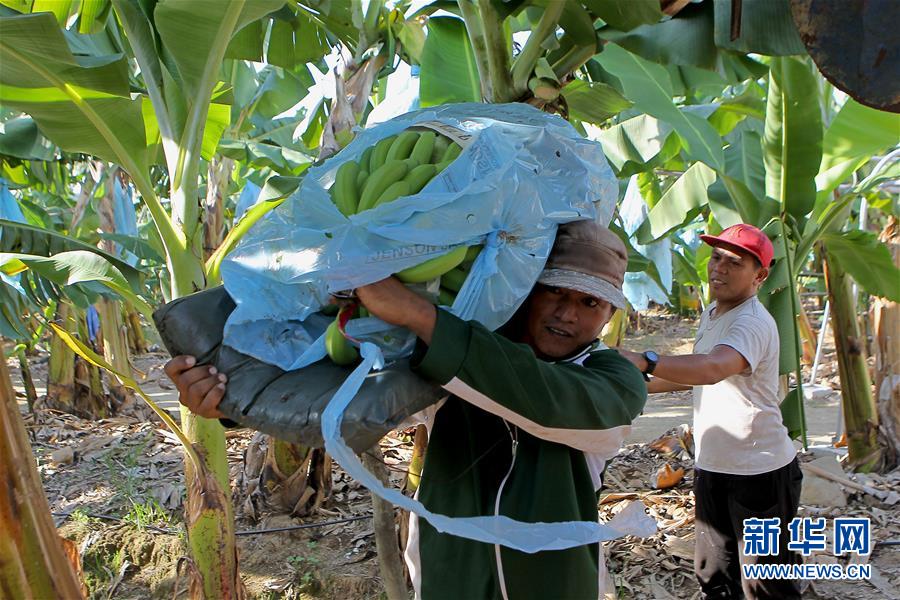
top-left (0, 2), bottom-right (287, 594)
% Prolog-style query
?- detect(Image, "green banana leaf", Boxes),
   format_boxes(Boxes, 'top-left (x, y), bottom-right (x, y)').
top-left (599, 1), bottom-right (718, 70)
top-left (0, 115), bottom-right (55, 160)
top-left (0, 250), bottom-right (153, 319)
top-left (763, 57), bottom-right (823, 221)
top-left (637, 162), bottom-right (717, 244)
top-left (595, 43), bottom-right (725, 170)
top-left (588, 0), bottom-right (662, 32)
top-left (560, 79), bottom-right (632, 126)
top-left (822, 231), bottom-right (900, 302)
top-left (780, 387), bottom-right (804, 441)
top-left (816, 99), bottom-right (900, 200)
top-left (0, 12), bottom-right (149, 175)
top-left (420, 16), bottom-right (481, 106)
top-left (725, 129), bottom-right (766, 199)
top-left (757, 224), bottom-right (800, 375)
top-left (0, 218), bottom-right (144, 291)
top-left (713, 0), bottom-right (805, 56)
top-left (153, 0), bottom-right (285, 100)
top-left (596, 114), bottom-right (676, 174)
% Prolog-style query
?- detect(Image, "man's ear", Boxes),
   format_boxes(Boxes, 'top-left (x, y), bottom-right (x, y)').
top-left (755, 266), bottom-right (769, 286)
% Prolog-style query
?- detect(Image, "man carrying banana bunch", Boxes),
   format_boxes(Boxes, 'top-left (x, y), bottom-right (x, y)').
top-left (166, 219), bottom-right (647, 599)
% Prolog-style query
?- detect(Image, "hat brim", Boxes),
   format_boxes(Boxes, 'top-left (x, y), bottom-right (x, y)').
top-left (699, 234), bottom-right (767, 266)
top-left (537, 269), bottom-right (627, 310)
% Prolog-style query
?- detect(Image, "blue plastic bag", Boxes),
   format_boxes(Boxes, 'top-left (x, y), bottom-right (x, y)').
top-left (221, 103), bottom-right (618, 368)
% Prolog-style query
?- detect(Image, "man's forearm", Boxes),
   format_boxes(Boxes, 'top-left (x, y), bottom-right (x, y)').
top-left (647, 377), bottom-right (692, 394)
top-left (620, 348), bottom-right (738, 386)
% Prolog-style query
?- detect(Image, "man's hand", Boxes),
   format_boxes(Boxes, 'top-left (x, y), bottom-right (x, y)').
top-left (355, 277), bottom-right (437, 345)
top-left (163, 355), bottom-right (227, 419)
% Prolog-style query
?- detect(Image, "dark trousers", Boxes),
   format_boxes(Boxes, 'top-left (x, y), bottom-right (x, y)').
top-left (694, 458), bottom-right (803, 600)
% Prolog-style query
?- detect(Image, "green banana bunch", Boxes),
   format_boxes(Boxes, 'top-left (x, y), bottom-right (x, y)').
top-left (323, 129), bottom-right (474, 363)
top-left (325, 317), bottom-right (358, 365)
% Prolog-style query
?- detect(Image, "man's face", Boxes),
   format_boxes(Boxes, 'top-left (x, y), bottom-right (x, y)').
top-left (707, 245), bottom-right (767, 304)
top-left (519, 284), bottom-right (614, 360)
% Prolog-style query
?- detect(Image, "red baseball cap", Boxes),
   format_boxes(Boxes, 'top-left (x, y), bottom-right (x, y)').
top-left (700, 224), bottom-right (774, 267)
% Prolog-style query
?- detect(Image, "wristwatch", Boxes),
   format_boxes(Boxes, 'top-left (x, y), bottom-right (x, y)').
top-left (641, 350), bottom-right (659, 382)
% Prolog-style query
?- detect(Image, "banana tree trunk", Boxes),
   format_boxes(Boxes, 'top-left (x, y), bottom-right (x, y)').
top-left (823, 243), bottom-right (882, 471)
top-left (203, 156), bottom-right (232, 260)
top-left (96, 298), bottom-right (132, 407)
top-left (363, 446), bottom-right (408, 600)
top-left (874, 217), bottom-right (899, 461)
top-left (15, 346), bottom-right (37, 410)
top-left (124, 301), bottom-right (148, 354)
top-left (46, 302), bottom-right (74, 408)
top-left (170, 202), bottom-right (240, 598)
top-left (1, 342), bottom-right (85, 599)
top-left (97, 168), bottom-right (134, 409)
top-left (74, 311), bottom-right (106, 419)
top-left (601, 308), bottom-right (627, 348)
top-left (404, 425), bottom-right (428, 494)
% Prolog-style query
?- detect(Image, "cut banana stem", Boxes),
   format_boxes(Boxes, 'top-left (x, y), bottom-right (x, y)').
top-left (395, 245), bottom-right (469, 284)
top-left (325, 318), bottom-right (359, 365)
top-left (358, 160), bottom-right (409, 212)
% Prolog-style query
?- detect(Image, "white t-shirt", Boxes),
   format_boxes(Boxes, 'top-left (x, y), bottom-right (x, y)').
top-left (692, 296), bottom-right (796, 475)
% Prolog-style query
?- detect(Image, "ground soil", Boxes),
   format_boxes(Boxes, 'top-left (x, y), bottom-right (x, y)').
top-left (9, 312), bottom-right (898, 599)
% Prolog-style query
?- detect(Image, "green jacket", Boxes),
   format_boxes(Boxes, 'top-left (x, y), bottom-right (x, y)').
top-left (406, 310), bottom-right (647, 600)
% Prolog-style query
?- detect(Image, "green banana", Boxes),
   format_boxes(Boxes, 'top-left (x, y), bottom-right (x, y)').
top-left (438, 287), bottom-right (457, 306)
top-left (396, 245), bottom-right (468, 284)
top-left (441, 142), bottom-right (462, 163)
top-left (356, 169), bottom-right (369, 190)
top-left (386, 130), bottom-right (419, 162)
top-left (434, 159), bottom-right (453, 174)
top-left (325, 318), bottom-right (358, 365)
top-left (404, 163), bottom-right (437, 193)
top-left (358, 160), bottom-right (409, 212)
top-left (330, 160), bottom-right (360, 216)
top-left (374, 181), bottom-right (411, 208)
top-left (369, 135), bottom-right (397, 172)
top-left (409, 131), bottom-right (436, 165)
top-left (464, 244), bottom-right (483, 264)
top-left (441, 264), bottom-right (469, 292)
top-left (359, 147), bottom-right (374, 172)
top-left (431, 134), bottom-right (450, 162)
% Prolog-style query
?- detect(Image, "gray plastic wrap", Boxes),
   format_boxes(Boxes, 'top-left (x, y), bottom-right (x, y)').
top-left (151, 286), bottom-right (444, 453)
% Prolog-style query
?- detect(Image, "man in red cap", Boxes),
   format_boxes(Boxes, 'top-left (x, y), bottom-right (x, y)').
top-left (621, 224), bottom-right (801, 600)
